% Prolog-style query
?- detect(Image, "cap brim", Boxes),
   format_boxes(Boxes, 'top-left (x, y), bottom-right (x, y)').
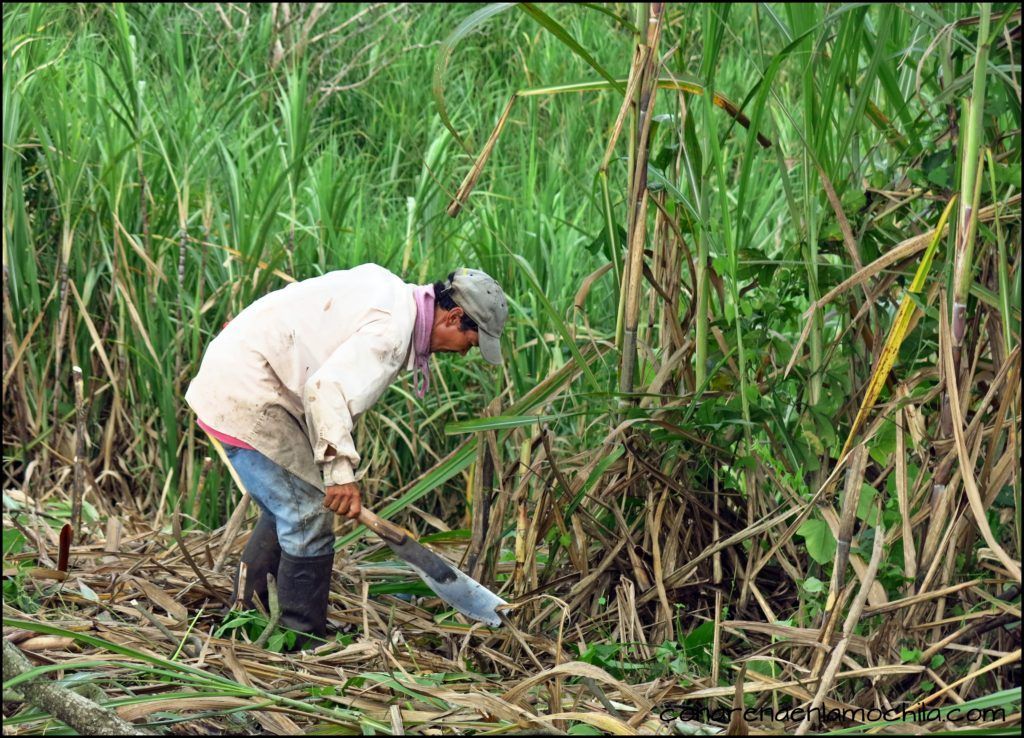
top-left (478, 331), bottom-right (503, 365)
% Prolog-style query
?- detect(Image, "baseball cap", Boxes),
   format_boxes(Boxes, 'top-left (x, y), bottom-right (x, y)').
top-left (447, 268), bottom-right (508, 365)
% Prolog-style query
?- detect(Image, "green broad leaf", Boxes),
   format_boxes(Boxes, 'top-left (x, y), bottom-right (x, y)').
top-left (798, 518), bottom-right (837, 566)
top-left (869, 420), bottom-right (897, 466)
top-left (802, 576), bottom-right (825, 594)
top-left (840, 188), bottom-right (867, 213)
top-left (82, 499), bottom-right (100, 524)
top-left (995, 484), bottom-right (1016, 507)
top-left (568, 725), bottom-right (605, 735)
top-left (652, 140), bottom-right (679, 171)
top-left (904, 290), bottom-right (935, 317)
top-left (3, 528), bottom-right (25, 558)
top-left (746, 660), bottom-right (777, 678)
top-left (683, 620), bottom-right (715, 650)
top-left (801, 427), bottom-right (825, 457)
top-left (214, 610), bottom-right (267, 638)
top-left (77, 580), bottom-right (100, 602)
top-left (900, 647), bottom-right (922, 663)
top-left (811, 409), bottom-right (840, 451)
top-left (992, 163), bottom-right (1021, 186)
top-left (856, 483), bottom-right (878, 524)
top-left (733, 454), bottom-right (758, 471)
top-left (925, 165), bottom-right (952, 189)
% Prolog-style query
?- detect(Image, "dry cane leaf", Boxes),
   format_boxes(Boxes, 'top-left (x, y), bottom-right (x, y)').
top-left (18, 636), bottom-right (78, 652)
top-left (131, 577), bottom-right (188, 622)
top-left (117, 696), bottom-right (256, 721)
top-left (502, 661), bottom-right (652, 711)
top-left (540, 711), bottom-right (639, 735)
top-left (905, 648), bottom-right (1022, 712)
top-left (939, 303), bottom-right (1022, 582)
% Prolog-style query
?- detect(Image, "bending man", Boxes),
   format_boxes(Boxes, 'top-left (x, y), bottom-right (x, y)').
top-left (185, 264), bottom-right (508, 647)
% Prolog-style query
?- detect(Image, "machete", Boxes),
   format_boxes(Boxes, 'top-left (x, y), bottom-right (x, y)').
top-left (357, 508), bottom-right (506, 627)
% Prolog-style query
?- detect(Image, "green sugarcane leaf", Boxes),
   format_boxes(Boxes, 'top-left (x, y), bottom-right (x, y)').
top-left (516, 4), bottom-right (623, 94)
top-left (446, 414), bottom-right (562, 434)
top-left (432, 3), bottom-right (517, 150)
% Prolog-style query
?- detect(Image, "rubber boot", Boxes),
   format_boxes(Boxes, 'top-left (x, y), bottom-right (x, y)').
top-left (232, 513), bottom-right (281, 611)
top-left (276, 550), bottom-right (335, 651)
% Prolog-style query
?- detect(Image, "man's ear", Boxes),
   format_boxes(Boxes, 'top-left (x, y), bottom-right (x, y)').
top-left (446, 307), bottom-right (463, 325)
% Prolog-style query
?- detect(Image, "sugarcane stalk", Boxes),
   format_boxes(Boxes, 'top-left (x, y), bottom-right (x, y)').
top-left (513, 486), bottom-right (528, 597)
top-left (801, 35), bottom-right (824, 409)
top-left (951, 3), bottom-right (992, 370)
top-left (695, 232), bottom-right (709, 388)
top-left (616, 9), bottom-right (643, 373)
top-left (932, 150), bottom-right (983, 490)
top-left (620, 2), bottom-right (664, 399)
top-left (177, 225), bottom-right (187, 332)
top-left (51, 225), bottom-right (73, 441)
top-left (984, 148), bottom-right (1012, 358)
top-left (928, 7), bottom-right (992, 573)
top-left (71, 366), bottom-right (86, 539)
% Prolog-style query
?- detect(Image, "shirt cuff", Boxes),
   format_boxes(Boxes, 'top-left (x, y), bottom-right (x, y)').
top-left (322, 458), bottom-right (355, 487)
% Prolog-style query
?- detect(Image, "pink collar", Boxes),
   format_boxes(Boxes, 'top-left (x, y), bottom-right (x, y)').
top-left (411, 285), bottom-right (435, 398)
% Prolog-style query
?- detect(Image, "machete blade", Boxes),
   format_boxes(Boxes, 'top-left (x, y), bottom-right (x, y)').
top-left (383, 538), bottom-right (506, 627)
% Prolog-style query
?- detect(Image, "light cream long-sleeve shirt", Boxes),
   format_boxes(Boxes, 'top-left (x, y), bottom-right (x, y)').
top-left (185, 264), bottom-right (418, 489)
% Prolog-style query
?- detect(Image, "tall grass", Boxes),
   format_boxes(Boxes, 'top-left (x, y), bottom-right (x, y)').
top-left (3, 0), bottom-right (1018, 522)
top-left (2, 3), bottom-right (620, 523)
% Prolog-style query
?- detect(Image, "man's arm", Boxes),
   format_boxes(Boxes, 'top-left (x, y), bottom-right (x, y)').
top-left (303, 313), bottom-right (407, 516)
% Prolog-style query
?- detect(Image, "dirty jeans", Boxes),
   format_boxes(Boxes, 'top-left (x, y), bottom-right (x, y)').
top-left (223, 445), bottom-right (335, 558)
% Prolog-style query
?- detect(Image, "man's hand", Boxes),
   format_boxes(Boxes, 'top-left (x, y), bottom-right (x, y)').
top-left (324, 483), bottom-right (362, 519)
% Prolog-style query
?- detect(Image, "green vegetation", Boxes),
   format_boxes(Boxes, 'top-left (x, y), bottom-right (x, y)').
top-left (3, 3), bottom-right (1021, 734)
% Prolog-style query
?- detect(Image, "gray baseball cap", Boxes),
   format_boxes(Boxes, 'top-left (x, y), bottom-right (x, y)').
top-left (447, 267), bottom-right (508, 365)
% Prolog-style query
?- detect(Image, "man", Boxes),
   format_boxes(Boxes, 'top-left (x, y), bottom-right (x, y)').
top-left (185, 264), bottom-right (508, 648)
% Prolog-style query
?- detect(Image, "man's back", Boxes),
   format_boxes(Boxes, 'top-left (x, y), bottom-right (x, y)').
top-left (186, 263), bottom-right (417, 487)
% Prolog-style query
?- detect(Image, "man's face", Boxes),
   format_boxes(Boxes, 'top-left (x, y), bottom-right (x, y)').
top-left (430, 307), bottom-right (480, 356)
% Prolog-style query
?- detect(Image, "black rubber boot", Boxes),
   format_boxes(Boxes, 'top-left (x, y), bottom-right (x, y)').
top-left (276, 550), bottom-right (335, 651)
top-left (232, 513), bottom-right (281, 611)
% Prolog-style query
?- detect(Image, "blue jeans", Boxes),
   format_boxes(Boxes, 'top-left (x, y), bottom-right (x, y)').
top-left (223, 445), bottom-right (335, 558)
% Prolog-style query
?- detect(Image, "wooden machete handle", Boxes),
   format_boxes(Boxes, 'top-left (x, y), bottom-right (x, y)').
top-left (357, 508), bottom-right (409, 546)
